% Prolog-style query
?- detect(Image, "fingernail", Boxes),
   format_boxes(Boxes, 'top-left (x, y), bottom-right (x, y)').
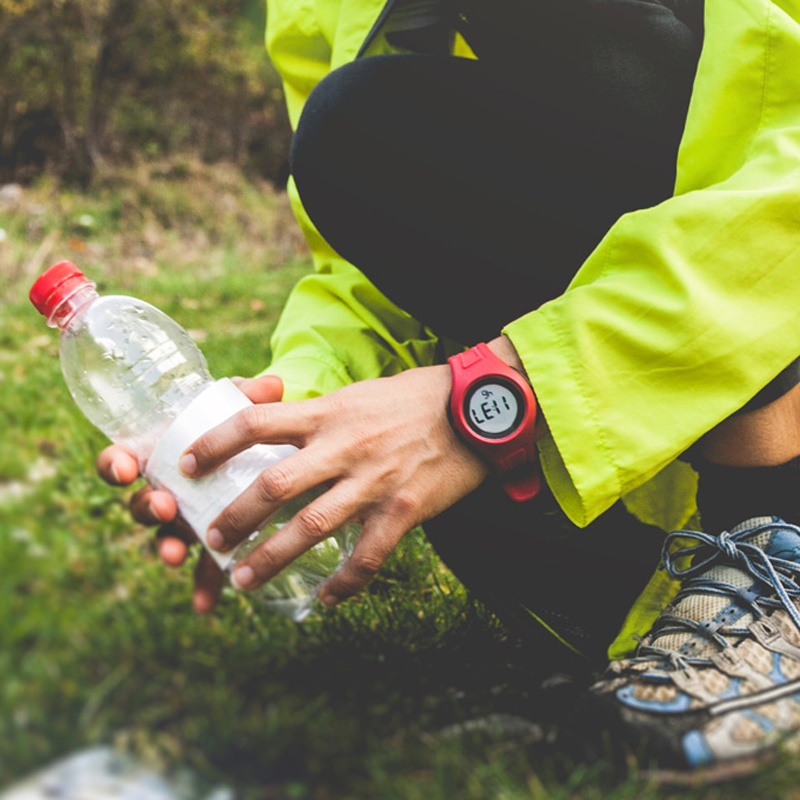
top-left (321, 594), bottom-right (339, 608)
top-left (179, 452), bottom-right (197, 476)
top-left (194, 598), bottom-right (209, 616)
top-left (232, 565), bottom-right (255, 590)
top-left (148, 498), bottom-right (165, 523)
top-left (206, 527), bottom-right (224, 550)
top-left (109, 462), bottom-right (121, 485)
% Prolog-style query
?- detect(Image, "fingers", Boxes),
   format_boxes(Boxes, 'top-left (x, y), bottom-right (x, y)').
top-left (96, 445), bottom-right (139, 486)
top-left (228, 482), bottom-right (411, 610)
top-left (180, 399), bottom-right (321, 478)
top-left (233, 373), bottom-right (284, 405)
top-left (229, 481), bottom-right (364, 591)
top-left (318, 516), bottom-right (408, 607)
top-left (130, 484), bottom-right (178, 527)
top-left (97, 377), bottom-right (284, 485)
top-left (155, 532), bottom-right (190, 567)
top-left (97, 427), bottom-right (231, 616)
top-left (131, 485), bottom-right (195, 569)
top-left (193, 551), bottom-right (223, 615)
top-left (205, 447), bottom-right (342, 554)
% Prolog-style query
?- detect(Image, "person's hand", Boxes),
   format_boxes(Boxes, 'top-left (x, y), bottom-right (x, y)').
top-left (95, 374), bottom-right (285, 614)
top-left (179, 364), bottom-right (490, 607)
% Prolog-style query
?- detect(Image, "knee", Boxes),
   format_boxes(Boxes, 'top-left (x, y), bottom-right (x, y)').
top-left (291, 56), bottom-right (403, 192)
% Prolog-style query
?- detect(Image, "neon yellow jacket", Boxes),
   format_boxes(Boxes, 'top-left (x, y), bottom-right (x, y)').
top-left (264, 0), bottom-right (800, 652)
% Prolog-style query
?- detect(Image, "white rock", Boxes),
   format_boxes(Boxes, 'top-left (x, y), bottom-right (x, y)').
top-left (0, 183), bottom-right (22, 205)
top-left (0, 747), bottom-right (234, 800)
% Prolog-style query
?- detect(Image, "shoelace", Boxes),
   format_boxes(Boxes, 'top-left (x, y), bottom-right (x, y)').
top-left (633, 521), bottom-right (800, 669)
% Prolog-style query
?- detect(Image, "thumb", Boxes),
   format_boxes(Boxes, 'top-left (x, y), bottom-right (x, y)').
top-left (231, 374), bottom-right (284, 405)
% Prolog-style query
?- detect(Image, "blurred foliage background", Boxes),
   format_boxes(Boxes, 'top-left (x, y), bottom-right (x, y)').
top-left (3, 3), bottom-right (793, 798)
top-left (0, 0), bottom-right (292, 187)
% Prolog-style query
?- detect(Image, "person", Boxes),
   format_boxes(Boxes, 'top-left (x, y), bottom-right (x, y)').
top-left (97, 0), bottom-right (800, 780)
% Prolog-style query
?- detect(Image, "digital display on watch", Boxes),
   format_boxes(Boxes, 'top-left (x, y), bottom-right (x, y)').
top-left (465, 379), bottom-right (524, 438)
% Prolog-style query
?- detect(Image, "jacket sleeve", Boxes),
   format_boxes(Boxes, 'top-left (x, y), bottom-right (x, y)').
top-left (504, 0), bottom-right (800, 527)
top-left (262, 0), bottom-right (444, 402)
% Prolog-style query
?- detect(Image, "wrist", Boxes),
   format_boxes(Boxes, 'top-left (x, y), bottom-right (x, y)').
top-left (486, 335), bottom-right (527, 377)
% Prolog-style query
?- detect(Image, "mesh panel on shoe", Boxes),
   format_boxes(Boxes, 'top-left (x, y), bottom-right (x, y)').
top-left (731, 714), bottom-right (768, 743)
top-left (783, 656), bottom-right (800, 680)
top-left (699, 668), bottom-right (731, 694)
top-left (633, 682), bottom-right (680, 703)
top-left (738, 639), bottom-right (772, 673)
top-left (777, 610), bottom-right (800, 647)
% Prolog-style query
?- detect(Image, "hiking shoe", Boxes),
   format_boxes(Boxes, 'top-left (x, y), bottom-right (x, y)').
top-left (591, 516), bottom-right (800, 782)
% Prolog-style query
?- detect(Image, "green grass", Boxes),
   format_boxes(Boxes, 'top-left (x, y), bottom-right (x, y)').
top-left (3, 162), bottom-right (800, 799)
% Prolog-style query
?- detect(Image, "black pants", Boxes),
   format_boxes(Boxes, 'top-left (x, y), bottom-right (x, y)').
top-left (289, 0), bottom-right (758, 660)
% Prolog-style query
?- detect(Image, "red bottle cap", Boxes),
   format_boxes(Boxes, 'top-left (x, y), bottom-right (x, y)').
top-left (29, 261), bottom-right (90, 318)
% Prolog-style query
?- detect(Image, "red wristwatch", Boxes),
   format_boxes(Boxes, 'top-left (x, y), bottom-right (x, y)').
top-left (448, 343), bottom-right (540, 502)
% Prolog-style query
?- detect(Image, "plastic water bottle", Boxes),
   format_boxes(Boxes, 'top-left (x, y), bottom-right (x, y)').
top-left (29, 261), bottom-right (355, 621)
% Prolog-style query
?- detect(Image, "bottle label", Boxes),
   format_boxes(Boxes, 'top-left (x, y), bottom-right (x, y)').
top-left (145, 378), bottom-right (296, 570)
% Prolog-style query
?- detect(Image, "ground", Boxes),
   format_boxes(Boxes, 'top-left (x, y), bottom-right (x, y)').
top-left (2, 162), bottom-right (798, 799)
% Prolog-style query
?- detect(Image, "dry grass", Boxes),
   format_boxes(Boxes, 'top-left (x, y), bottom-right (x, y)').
top-left (0, 157), bottom-right (308, 294)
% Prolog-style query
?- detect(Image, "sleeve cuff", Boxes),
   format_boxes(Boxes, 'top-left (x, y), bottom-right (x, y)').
top-left (504, 307), bottom-right (622, 528)
top-left (258, 350), bottom-right (353, 402)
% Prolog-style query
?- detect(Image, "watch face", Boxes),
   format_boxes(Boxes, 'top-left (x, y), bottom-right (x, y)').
top-left (465, 379), bottom-right (524, 439)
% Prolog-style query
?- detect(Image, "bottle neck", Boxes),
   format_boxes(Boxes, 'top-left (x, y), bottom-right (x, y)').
top-left (49, 282), bottom-right (99, 330)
